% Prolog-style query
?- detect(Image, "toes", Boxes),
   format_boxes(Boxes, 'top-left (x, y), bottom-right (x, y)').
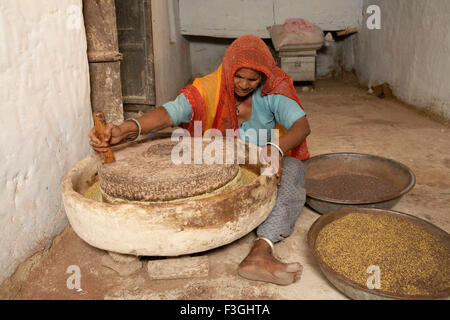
top-left (272, 270), bottom-right (296, 285)
top-left (238, 259), bottom-right (304, 286)
top-left (285, 262), bottom-right (303, 273)
top-left (293, 270), bottom-right (303, 283)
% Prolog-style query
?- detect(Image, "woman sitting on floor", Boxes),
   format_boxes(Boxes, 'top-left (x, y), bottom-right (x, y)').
top-left (89, 35), bottom-right (311, 286)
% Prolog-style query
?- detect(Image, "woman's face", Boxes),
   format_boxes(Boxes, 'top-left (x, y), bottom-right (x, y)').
top-left (234, 68), bottom-right (262, 97)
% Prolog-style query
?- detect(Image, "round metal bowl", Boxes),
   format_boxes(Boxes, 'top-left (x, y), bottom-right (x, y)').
top-left (307, 207), bottom-right (450, 300)
top-left (304, 152), bottom-right (416, 214)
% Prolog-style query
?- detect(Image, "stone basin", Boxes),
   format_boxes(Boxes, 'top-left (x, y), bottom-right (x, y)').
top-left (61, 137), bottom-right (277, 256)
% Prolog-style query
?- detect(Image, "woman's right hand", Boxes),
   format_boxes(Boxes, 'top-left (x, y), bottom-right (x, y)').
top-left (88, 122), bottom-right (124, 153)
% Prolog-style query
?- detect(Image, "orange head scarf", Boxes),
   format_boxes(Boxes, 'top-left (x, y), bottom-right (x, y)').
top-left (179, 35), bottom-right (309, 160)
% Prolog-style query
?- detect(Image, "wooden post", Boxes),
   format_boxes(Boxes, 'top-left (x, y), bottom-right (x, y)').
top-left (83, 0), bottom-right (124, 125)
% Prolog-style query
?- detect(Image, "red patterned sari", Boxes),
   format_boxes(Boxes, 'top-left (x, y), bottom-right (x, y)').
top-left (179, 35), bottom-right (309, 160)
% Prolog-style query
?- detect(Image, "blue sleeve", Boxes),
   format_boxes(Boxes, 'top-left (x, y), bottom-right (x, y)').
top-left (162, 93), bottom-right (193, 126)
top-left (267, 94), bottom-right (306, 129)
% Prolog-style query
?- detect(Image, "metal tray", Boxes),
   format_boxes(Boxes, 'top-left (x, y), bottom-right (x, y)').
top-left (307, 207), bottom-right (450, 300)
top-left (304, 153), bottom-right (416, 214)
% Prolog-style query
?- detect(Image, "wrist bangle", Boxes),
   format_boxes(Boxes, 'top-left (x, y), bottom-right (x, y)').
top-left (124, 118), bottom-right (142, 142)
top-left (266, 142), bottom-right (284, 158)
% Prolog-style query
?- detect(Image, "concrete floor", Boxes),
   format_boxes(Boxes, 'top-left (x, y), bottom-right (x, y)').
top-left (2, 76), bottom-right (449, 300)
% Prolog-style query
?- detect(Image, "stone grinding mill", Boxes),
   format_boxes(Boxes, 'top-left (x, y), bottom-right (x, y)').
top-left (61, 126), bottom-right (278, 278)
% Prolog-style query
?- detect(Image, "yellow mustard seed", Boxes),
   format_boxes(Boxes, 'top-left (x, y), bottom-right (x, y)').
top-left (315, 213), bottom-right (450, 297)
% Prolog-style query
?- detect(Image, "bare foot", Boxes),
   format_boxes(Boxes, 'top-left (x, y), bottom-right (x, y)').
top-left (238, 239), bottom-right (303, 286)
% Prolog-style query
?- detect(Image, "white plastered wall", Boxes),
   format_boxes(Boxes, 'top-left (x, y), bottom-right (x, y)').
top-left (0, 0), bottom-right (92, 284)
top-left (344, 0), bottom-right (450, 120)
top-left (183, 0), bottom-right (364, 77)
top-left (151, 0), bottom-right (192, 105)
top-left (179, 0), bottom-right (362, 38)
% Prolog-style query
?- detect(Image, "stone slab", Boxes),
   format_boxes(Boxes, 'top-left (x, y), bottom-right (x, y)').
top-left (147, 255), bottom-right (209, 280)
top-left (99, 138), bottom-right (239, 201)
top-left (101, 254), bottom-right (143, 276)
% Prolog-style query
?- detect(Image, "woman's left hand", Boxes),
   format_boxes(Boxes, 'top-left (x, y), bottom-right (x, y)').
top-left (260, 145), bottom-right (284, 185)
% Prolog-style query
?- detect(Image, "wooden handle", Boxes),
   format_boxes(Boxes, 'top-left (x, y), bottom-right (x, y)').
top-left (93, 111), bottom-right (116, 164)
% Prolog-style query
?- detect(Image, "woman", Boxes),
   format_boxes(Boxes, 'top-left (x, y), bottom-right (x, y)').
top-left (89, 35), bottom-right (311, 286)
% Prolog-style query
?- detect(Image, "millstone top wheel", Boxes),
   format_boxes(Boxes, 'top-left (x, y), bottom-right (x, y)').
top-left (98, 138), bottom-right (240, 201)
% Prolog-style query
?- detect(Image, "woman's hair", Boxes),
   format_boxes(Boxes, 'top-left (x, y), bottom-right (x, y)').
top-left (260, 72), bottom-right (267, 86)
